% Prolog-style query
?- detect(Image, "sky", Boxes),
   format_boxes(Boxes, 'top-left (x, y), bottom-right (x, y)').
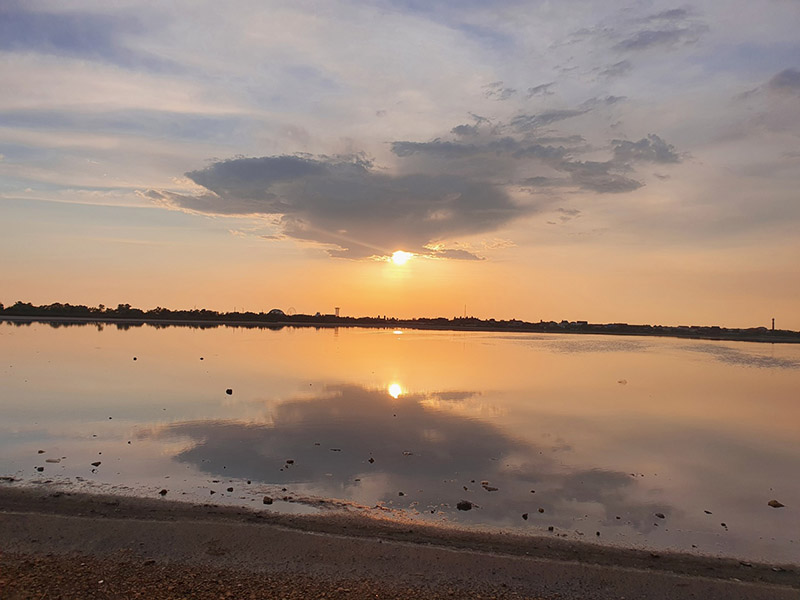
top-left (1, 0), bottom-right (799, 328)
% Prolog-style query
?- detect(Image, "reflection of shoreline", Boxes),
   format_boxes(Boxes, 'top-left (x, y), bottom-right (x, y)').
top-left (3, 316), bottom-right (799, 344)
top-left (0, 486), bottom-right (798, 593)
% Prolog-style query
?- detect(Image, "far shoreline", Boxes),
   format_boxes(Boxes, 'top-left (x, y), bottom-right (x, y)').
top-left (2, 314), bottom-right (799, 344)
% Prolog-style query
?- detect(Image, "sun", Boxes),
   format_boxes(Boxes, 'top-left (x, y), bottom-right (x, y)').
top-left (388, 383), bottom-right (403, 398)
top-left (391, 250), bottom-right (412, 265)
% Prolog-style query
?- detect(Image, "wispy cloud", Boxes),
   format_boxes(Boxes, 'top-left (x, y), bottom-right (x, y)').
top-left (768, 68), bottom-right (800, 94)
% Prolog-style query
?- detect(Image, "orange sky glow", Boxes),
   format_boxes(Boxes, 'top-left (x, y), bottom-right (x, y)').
top-left (1, 2), bottom-right (799, 329)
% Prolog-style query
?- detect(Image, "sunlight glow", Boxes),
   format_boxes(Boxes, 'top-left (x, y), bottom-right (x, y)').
top-left (391, 250), bottom-right (412, 265)
top-left (388, 383), bottom-right (403, 398)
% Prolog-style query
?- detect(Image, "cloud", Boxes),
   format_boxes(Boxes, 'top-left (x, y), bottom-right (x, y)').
top-left (599, 60), bottom-right (632, 78)
top-left (146, 99), bottom-right (683, 258)
top-left (0, 5), bottom-right (176, 73)
top-left (580, 95), bottom-right (627, 109)
top-left (556, 207), bottom-right (581, 222)
top-left (483, 81), bottom-right (517, 101)
top-left (612, 134), bottom-right (681, 164)
top-left (427, 247), bottom-right (484, 260)
top-left (149, 154), bottom-right (531, 259)
top-left (526, 82), bottom-right (555, 97)
top-left (557, 160), bottom-right (643, 194)
top-left (522, 176), bottom-right (567, 188)
top-left (391, 138), bottom-right (568, 161)
top-left (642, 8), bottom-right (692, 22)
top-left (613, 9), bottom-right (707, 52)
top-left (767, 68), bottom-right (800, 94)
top-left (451, 124), bottom-right (479, 137)
top-left (141, 383), bottom-right (671, 530)
top-left (613, 26), bottom-right (706, 51)
top-left (510, 109), bottom-right (587, 131)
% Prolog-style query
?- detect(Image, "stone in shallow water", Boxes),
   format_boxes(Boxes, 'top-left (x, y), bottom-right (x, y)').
top-left (768, 499), bottom-right (785, 508)
top-left (456, 500), bottom-right (473, 511)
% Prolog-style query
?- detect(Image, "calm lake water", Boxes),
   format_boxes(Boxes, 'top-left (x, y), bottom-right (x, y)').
top-left (2, 321), bottom-right (798, 563)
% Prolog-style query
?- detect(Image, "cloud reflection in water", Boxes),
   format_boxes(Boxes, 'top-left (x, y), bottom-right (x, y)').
top-left (142, 384), bottom-right (670, 533)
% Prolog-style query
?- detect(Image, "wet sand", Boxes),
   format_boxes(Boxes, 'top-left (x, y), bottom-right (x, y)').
top-left (1, 487), bottom-right (797, 599)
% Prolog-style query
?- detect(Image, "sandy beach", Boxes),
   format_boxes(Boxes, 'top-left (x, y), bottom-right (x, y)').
top-left (1, 486), bottom-right (797, 599)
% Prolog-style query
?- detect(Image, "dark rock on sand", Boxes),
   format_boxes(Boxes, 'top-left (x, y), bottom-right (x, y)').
top-left (91, 461), bottom-right (101, 467)
top-left (456, 500), bottom-right (473, 511)
top-left (522, 513), bottom-right (528, 520)
top-left (655, 513), bottom-right (665, 519)
top-left (158, 489), bottom-right (168, 496)
top-left (768, 500), bottom-right (785, 508)
top-left (263, 496), bottom-right (273, 505)
top-left (225, 389), bottom-right (233, 395)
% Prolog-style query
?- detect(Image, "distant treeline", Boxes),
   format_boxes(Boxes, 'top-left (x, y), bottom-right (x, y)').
top-left (1, 300), bottom-right (798, 342)
top-left (0, 301), bottom-right (340, 324)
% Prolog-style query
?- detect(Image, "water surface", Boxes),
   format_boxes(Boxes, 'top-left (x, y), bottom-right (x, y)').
top-left (1, 321), bottom-right (798, 564)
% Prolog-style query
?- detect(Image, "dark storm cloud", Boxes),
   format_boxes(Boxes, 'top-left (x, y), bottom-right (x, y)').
top-left (768, 68), bottom-right (800, 94)
top-left (612, 134), bottom-right (681, 163)
top-left (150, 155), bottom-right (530, 259)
